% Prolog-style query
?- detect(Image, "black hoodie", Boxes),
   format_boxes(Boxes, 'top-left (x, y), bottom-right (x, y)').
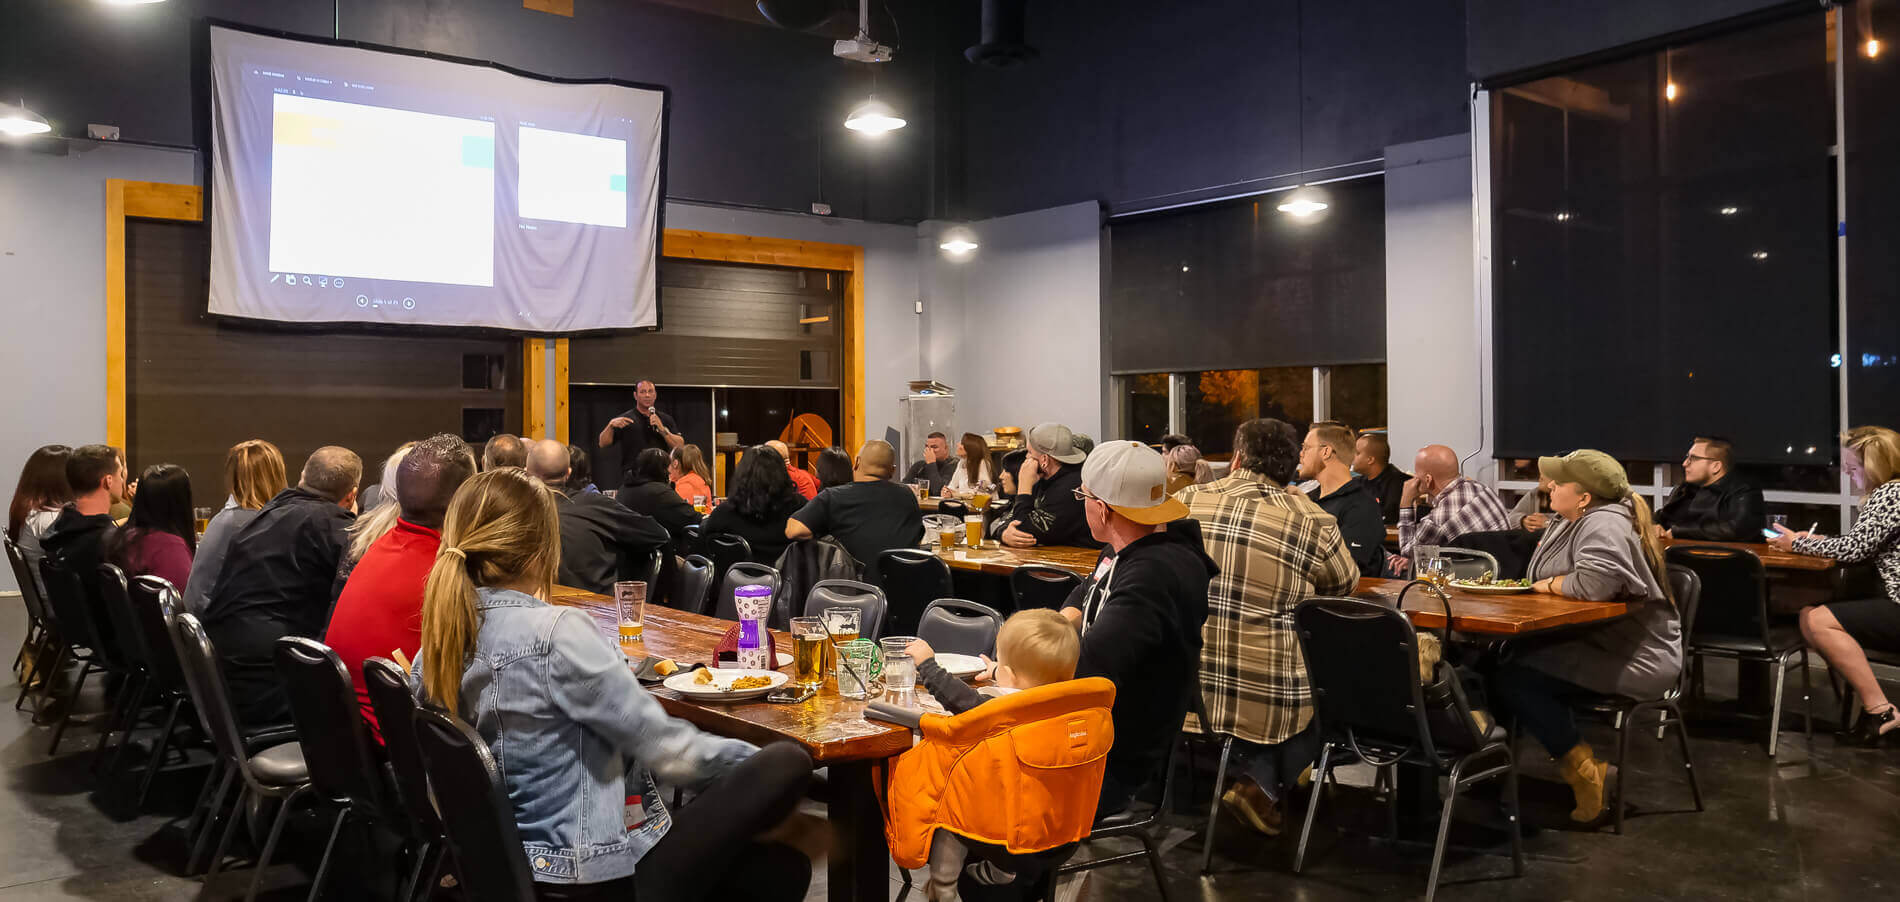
top-left (1313, 475), bottom-right (1385, 575)
top-left (1070, 519), bottom-right (1217, 813)
top-left (39, 505), bottom-right (119, 646)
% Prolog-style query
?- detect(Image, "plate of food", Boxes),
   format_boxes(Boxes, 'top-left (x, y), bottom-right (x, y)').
top-left (662, 667), bottom-right (789, 702)
top-left (1449, 573), bottom-right (1535, 594)
top-left (935, 653), bottom-right (988, 681)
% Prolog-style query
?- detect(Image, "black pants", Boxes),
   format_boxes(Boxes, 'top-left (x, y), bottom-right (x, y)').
top-left (1490, 663), bottom-right (1591, 757)
top-left (534, 742), bottom-right (814, 902)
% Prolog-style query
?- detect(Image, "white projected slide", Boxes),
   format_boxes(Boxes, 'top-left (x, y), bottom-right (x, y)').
top-left (267, 94), bottom-right (497, 286)
top-left (518, 126), bottom-right (629, 228)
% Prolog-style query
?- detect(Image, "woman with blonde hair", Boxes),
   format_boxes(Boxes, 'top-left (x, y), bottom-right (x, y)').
top-left (414, 469), bottom-right (814, 899)
top-left (1773, 426), bottom-right (1900, 745)
top-left (1488, 449), bottom-right (1678, 824)
top-left (670, 443), bottom-right (714, 506)
top-left (183, 439), bottom-right (287, 612)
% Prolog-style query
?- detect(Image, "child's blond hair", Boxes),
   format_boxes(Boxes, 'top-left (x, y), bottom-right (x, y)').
top-left (996, 609), bottom-right (1080, 688)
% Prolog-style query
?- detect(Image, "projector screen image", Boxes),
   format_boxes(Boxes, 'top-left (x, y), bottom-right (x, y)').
top-left (207, 26), bottom-right (665, 332)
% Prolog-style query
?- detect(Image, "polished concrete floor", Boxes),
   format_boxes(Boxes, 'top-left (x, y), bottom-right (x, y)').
top-left (3, 601), bottom-right (1897, 901)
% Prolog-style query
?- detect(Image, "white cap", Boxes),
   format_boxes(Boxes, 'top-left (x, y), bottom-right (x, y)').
top-left (1079, 441), bottom-right (1189, 526)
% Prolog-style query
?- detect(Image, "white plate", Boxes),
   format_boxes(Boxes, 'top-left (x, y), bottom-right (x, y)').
top-left (662, 668), bottom-right (789, 702)
top-left (1449, 582), bottom-right (1534, 594)
top-left (777, 652), bottom-right (794, 668)
top-left (936, 653), bottom-right (987, 680)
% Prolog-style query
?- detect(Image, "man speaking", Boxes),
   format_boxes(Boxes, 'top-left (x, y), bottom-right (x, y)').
top-left (598, 379), bottom-right (685, 491)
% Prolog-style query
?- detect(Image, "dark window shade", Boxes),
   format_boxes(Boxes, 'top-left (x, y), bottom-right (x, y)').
top-left (1491, 11), bottom-right (1837, 465)
top-left (1845, 0), bottom-right (1900, 429)
top-left (1106, 176), bottom-right (1386, 375)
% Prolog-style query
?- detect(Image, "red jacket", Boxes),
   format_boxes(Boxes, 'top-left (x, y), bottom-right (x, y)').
top-left (787, 465), bottom-right (819, 500)
top-left (325, 518), bottom-right (440, 741)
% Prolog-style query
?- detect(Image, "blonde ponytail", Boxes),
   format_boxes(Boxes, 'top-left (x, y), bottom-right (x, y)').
top-left (416, 468), bottom-right (562, 717)
top-left (1627, 493), bottom-right (1673, 607)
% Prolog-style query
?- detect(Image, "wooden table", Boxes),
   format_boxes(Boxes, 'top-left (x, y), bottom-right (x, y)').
top-left (549, 586), bottom-right (909, 902)
top-left (1353, 576), bottom-right (1628, 636)
top-left (930, 541), bottom-right (1100, 577)
top-left (1660, 537), bottom-right (1837, 571)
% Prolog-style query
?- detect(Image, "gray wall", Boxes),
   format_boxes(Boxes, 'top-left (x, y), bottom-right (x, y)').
top-left (1466, 0), bottom-right (1796, 82)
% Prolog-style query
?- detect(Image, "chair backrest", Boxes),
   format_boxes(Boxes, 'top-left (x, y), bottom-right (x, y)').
top-left (38, 556), bottom-right (104, 655)
top-left (1664, 564), bottom-right (1702, 697)
top-left (1420, 547), bottom-right (1500, 580)
top-left (274, 637), bottom-right (386, 810)
top-left (1010, 564), bottom-right (1082, 611)
top-left (412, 705), bottom-right (538, 902)
top-left (708, 530), bottom-right (753, 574)
top-left (876, 549), bottom-right (954, 637)
top-left (1665, 545), bottom-right (1771, 646)
top-left (172, 611), bottom-right (285, 794)
top-left (715, 562), bottom-right (781, 621)
top-left (917, 598), bottom-right (1004, 656)
top-left (935, 500), bottom-right (972, 520)
top-left (152, 587), bottom-right (220, 739)
top-left (128, 575), bottom-right (188, 691)
top-left (362, 656), bottom-right (442, 839)
top-left (803, 579), bottom-right (888, 641)
top-left (95, 564), bottom-right (150, 670)
top-left (674, 554), bottom-right (715, 615)
top-left (680, 523), bottom-right (705, 559)
top-left (1294, 596), bottom-right (1440, 759)
top-left (4, 534), bottom-right (51, 629)
top-left (618, 547), bottom-right (663, 591)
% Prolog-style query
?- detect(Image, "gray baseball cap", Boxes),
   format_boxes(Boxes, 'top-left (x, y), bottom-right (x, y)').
top-left (1026, 422), bottom-right (1087, 465)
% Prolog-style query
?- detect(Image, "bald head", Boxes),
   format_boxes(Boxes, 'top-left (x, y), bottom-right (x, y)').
top-left (300, 446), bottom-right (363, 505)
top-left (397, 434), bottom-right (476, 529)
top-left (765, 440), bottom-right (792, 462)
top-left (855, 440), bottom-right (896, 480)
top-left (482, 434), bottom-right (526, 471)
top-left (526, 439), bottom-right (571, 486)
top-left (1414, 445), bottom-right (1461, 485)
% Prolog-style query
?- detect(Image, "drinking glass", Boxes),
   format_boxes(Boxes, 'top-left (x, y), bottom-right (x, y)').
top-left (937, 523), bottom-right (958, 550)
top-left (693, 495), bottom-right (708, 515)
top-left (823, 607), bottom-right (861, 677)
top-left (835, 639), bottom-right (878, 699)
top-left (614, 580), bottom-right (646, 657)
top-left (790, 617), bottom-right (828, 689)
top-left (912, 479), bottom-right (929, 500)
top-left (965, 515), bottom-right (984, 547)
top-left (1769, 514), bottom-right (1788, 531)
top-left (193, 507), bottom-right (212, 535)
top-left (880, 636), bottom-right (917, 693)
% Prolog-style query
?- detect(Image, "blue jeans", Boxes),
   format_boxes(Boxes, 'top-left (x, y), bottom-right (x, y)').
top-left (1234, 725), bottom-right (1321, 799)
top-left (1490, 663), bottom-right (1590, 757)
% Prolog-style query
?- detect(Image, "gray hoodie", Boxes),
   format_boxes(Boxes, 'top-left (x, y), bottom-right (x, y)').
top-left (1516, 501), bottom-right (1681, 699)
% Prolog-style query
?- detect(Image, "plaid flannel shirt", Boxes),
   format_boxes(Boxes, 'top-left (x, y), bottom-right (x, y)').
top-left (1178, 469), bottom-right (1361, 745)
top-left (1398, 476), bottom-right (1511, 558)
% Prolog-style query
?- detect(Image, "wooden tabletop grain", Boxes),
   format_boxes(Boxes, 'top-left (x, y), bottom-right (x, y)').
top-left (1660, 537), bottom-right (1837, 571)
top-left (1352, 577), bottom-right (1630, 635)
top-left (929, 541), bottom-right (1101, 577)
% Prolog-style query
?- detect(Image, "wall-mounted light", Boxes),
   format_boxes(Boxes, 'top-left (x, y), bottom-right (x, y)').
top-left (938, 226), bottom-right (978, 257)
top-left (1665, 81), bottom-right (1679, 101)
top-left (0, 99), bottom-right (52, 137)
top-left (1869, 38), bottom-right (1883, 58)
top-left (844, 95), bottom-right (905, 134)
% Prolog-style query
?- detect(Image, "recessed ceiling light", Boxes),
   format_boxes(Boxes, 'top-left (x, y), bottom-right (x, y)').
top-left (1752, 250), bottom-right (1770, 260)
top-left (1719, 206), bottom-right (1739, 216)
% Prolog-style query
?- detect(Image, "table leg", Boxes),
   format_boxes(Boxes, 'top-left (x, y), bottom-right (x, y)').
top-left (829, 760), bottom-right (891, 902)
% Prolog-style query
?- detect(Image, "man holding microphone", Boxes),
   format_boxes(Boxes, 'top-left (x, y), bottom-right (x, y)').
top-left (598, 379), bottom-right (685, 493)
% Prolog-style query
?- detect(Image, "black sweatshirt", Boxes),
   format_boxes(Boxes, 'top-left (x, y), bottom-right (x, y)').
top-left (1656, 475), bottom-right (1765, 542)
top-left (918, 657), bottom-right (986, 714)
top-left (1006, 461), bottom-right (1101, 548)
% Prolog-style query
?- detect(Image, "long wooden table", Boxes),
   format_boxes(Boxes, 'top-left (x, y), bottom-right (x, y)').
top-left (549, 586), bottom-right (907, 902)
top-left (1660, 536), bottom-right (1837, 571)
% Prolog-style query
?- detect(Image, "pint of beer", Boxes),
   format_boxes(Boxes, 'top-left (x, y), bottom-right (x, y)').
top-left (791, 617), bottom-right (827, 689)
top-left (965, 514), bottom-right (984, 547)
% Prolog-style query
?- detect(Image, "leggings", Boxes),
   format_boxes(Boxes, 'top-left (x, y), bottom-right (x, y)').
top-left (534, 742), bottom-right (814, 902)
top-left (1489, 663), bottom-right (1592, 758)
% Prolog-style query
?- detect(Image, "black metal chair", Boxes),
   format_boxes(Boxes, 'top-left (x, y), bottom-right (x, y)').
top-left (413, 705), bottom-right (539, 902)
top-left (934, 499), bottom-right (972, 520)
top-left (6, 533), bottom-right (59, 712)
top-left (1056, 736), bottom-right (1181, 902)
top-left (674, 554), bottom-right (715, 615)
top-left (619, 546), bottom-right (663, 593)
top-left (802, 579), bottom-right (888, 642)
top-left (680, 522), bottom-right (706, 559)
top-left (1564, 564), bottom-right (1705, 834)
top-left (171, 612), bottom-right (311, 901)
top-left (124, 575), bottom-right (195, 807)
top-left (715, 562), bottom-right (781, 622)
top-left (1010, 564), bottom-right (1082, 611)
top-left (1414, 546), bottom-right (1500, 580)
top-left (94, 564), bottom-right (159, 775)
top-left (1292, 596), bottom-right (1523, 902)
top-left (876, 549), bottom-right (954, 637)
top-left (1667, 545), bottom-right (1811, 757)
top-left (708, 530), bottom-right (753, 575)
top-left (274, 637), bottom-right (397, 901)
top-left (917, 598), bottom-right (1004, 656)
top-left (37, 556), bottom-right (125, 755)
top-left (364, 657), bottom-right (449, 902)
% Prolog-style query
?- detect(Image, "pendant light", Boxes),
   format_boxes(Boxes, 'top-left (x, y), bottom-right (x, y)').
top-left (1276, 0), bottom-right (1328, 218)
top-left (938, 226), bottom-right (979, 257)
top-left (0, 99), bottom-right (52, 137)
top-left (844, 95), bottom-right (906, 133)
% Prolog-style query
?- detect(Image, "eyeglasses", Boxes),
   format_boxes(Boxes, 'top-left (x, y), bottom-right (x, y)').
top-left (1072, 487), bottom-right (1101, 503)
top-left (1684, 454), bottom-right (1718, 463)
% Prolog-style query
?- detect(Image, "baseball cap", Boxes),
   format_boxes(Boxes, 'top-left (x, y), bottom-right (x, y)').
top-left (1081, 440), bottom-right (1190, 526)
top-left (1538, 449), bottom-right (1630, 501)
top-left (1026, 422), bottom-right (1087, 465)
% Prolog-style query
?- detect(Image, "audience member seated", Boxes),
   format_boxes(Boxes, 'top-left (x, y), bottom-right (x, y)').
top-left (899, 610), bottom-right (1099, 899)
top-left (1060, 440), bottom-right (1215, 818)
top-left (1774, 426), bottom-right (1900, 745)
top-left (326, 434), bottom-right (475, 741)
top-left (1392, 443), bottom-right (1510, 574)
top-left (704, 445), bottom-right (807, 566)
top-left (184, 440), bottom-right (287, 614)
top-left (1510, 472), bottom-right (1556, 532)
top-left (357, 440), bottom-right (416, 512)
top-left (903, 432), bottom-right (958, 495)
top-left (616, 448), bottom-right (701, 547)
top-left (670, 443), bottom-right (713, 506)
top-left (482, 433), bottom-right (527, 471)
top-left (1655, 435), bottom-right (1765, 542)
top-left (1352, 431), bottom-right (1411, 526)
top-left (335, 442), bottom-right (418, 597)
top-left (813, 445), bottom-right (854, 492)
top-left (1181, 419), bottom-right (1358, 832)
top-left (102, 463), bottom-right (195, 589)
top-left (567, 444), bottom-right (600, 494)
top-left (943, 432), bottom-right (995, 497)
top-left (1489, 450), bottom-right (1678, 824)
top-left (412, 468), bottom-right (814, 899)
top-left (528, 439), bottom-right (670, 595)
top-left (8, 444), bottom-right (72, 579)
top-left (203, 446), bottom-right (361, 727)
top-left (766, 440), bottom-right (820, 500)
top-left (40, 444), bottom-right (128, 609)
top-left (1297, 422), bottom-right (1385, 576)
top-left (999, 423), bottom-right (1100, 549)
top-left (1164, 443), bottom-right (1214, 496)
top-left (785, 440), bottom-right (923, 577)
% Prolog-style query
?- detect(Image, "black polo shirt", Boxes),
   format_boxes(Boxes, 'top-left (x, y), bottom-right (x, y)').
top-left (611, 407), bottom-right (679, 482)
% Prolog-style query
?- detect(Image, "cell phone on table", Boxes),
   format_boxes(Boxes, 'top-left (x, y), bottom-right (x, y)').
top-left (1762, 528), bottom-right (1780, 540)
top-left (766, 686), bottom-right (817, 704)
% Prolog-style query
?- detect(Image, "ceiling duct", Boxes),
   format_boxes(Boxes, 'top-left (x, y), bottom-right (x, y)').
top-left (755, 0), bottom-right (842, 31)
top-left (965, 0), bottom-right (1037, 67)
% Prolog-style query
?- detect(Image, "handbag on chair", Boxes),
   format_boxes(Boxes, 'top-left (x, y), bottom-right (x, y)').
top-left (1398, 580), bottom-right (1495, 752)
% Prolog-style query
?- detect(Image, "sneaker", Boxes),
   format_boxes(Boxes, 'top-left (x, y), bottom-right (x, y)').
top-left (1220, 776), bottom-right (1283, 836)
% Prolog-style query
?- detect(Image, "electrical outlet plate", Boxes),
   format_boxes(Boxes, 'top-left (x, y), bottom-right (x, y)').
top-left (811, 202), bottom-right (832, 215)
top-left (87, 124), bottom-right (121, 141)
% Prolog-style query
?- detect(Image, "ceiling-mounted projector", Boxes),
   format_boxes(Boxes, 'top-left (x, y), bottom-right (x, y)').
top-left (833, 34), bottom-right (893, 63)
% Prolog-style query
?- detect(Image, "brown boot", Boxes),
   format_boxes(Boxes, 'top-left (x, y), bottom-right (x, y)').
top-left (1557, 743), bottom-right (1608, 823)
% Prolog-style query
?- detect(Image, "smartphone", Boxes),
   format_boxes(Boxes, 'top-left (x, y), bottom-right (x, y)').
top-left (766, 686), bottom-right (817, 704)
top-left (1761, 528), bottom-right (1779, 540)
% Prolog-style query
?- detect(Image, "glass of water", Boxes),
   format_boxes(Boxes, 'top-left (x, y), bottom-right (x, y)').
top-left (880, 636), bottom-right (917, 693)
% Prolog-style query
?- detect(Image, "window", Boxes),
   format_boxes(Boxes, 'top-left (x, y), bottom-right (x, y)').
top-left (1327, 363), bottom-right (1387, 434)
top-left (1123, 374), bottom-right (1169, 447)
top-left (1184, 368), bottom-right (1315, 456)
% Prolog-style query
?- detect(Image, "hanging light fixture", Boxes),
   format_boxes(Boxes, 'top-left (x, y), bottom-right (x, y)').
top-left (1277, 0), bottom-right (1327, 219)
top-left (844, 95), bottom-right (906, 133)
top-left (938, 226), bottom-right (978, 257)
top-left (0, 99), bottom-right (52, 137)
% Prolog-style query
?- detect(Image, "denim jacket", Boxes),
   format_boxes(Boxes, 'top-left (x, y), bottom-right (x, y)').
top-left (417, 587), bottom-right (757, 884)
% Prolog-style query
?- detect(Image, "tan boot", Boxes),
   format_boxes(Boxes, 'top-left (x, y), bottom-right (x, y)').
top-left (1557, 743), bottom-right (1608, 823)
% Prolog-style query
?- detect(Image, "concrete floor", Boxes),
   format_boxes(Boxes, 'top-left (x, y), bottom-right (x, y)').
top-left (3, 603), bottom-right (1898, 901)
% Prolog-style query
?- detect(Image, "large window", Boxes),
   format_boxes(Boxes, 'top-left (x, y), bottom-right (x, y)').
top-left (1117, 364), bottom-right (1384, 456)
